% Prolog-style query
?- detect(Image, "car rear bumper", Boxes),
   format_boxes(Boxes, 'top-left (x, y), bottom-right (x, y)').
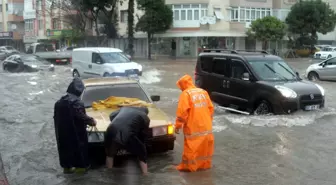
top-left (272, 95), bottom-right (325, 114)
top-left (88, 134), bottom-right (176, 153)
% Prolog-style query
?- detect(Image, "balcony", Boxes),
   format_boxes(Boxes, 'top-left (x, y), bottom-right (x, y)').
top-left (165, 0), bottom-right (209, 4)
top-left (23, 10), bottom-right (36, 20)
top-left (173, 20), bottom-right (201, 28)
top-left (230, 0), bottom-right (272, 8)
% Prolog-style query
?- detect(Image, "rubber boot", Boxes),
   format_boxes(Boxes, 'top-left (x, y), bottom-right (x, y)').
top-left (74, 165), bottom-right (90, 174)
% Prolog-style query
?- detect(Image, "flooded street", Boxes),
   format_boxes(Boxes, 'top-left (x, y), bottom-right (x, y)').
top-left (1, 58), bottom-right (336, 185)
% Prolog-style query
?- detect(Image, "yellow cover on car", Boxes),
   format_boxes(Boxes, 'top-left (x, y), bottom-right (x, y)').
top-left (92, 96), bottom-right (152, 111)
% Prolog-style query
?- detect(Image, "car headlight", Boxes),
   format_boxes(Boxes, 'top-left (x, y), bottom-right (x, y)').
top-left (50, 64), bottom-right (54, 67)
top-left (275, 85), bottom-right (297, 98)
top-left (152, 124), bottom-right (174, 137)
top-left (31, 64), bottom-right (38, 68)
top-left (315, 83), bottom-right (325, 96)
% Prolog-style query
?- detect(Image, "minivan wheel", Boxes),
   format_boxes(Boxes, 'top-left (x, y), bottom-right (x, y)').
top-left (307, 72), bottom-right (319, 81)
top-left (254, 100), bottom-right (273, 115)
top-left (73, 70), bottom-right (80, 77)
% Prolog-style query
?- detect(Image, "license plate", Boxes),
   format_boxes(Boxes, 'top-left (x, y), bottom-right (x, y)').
top-left (305, 104), bottom-right (320, 110)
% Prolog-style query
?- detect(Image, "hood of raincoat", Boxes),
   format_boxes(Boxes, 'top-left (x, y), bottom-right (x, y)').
top-left (66, 77), bottom-right (85, 97)
top-left (176, 74), bottom-right (195, 91)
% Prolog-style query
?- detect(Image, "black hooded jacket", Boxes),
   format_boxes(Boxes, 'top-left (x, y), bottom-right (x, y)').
top-left (105, 107), bottom-right (150, 146)
top-left (53, 78), bottom-right (94, 168)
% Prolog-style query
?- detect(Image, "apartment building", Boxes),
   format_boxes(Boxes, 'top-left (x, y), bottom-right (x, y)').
top-left (0, 0), bottom-right (24, 48)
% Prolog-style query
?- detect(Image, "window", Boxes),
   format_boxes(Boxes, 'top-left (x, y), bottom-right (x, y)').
top-left (187, 10), bottom-right (192, 20)
top-left (92, 53), bottom-right (103, 64)
top-left (231, 60), bottom-right (248, 79)
top-left (212, 58), bottom-right (230, 76)
top-left (120, 10), bottom-right (128, 23)
top-left (181, 10), bottom-right (186, 20)
top-left (248, 60), bottom-right (297, 81)
top-left (82, 84), bottom-right (150, 108)
top-left (38, 20), bottom-right (43, 30)
top-left (25, 20), bottom-right (34, 31)
top-left (174, 10), bottom-right (179, 20)
top-left (0, 4), bottom-right (8, 12)
top-left (230, 7), bottom-right (272, 22)
top-left (199, 56), bottom-right (213, 72)
top-left (98, 52), bottom-right (131, 64)
top-left (172, 4), bottom-right (207, 21)
top-left (52, 18), bottom-right (59, 29)
top-left (326, 58), bottom-right (336, 65)
top-left (194, 10), bottom-right (199, 20)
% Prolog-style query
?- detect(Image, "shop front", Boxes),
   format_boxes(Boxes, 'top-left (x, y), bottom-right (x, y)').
top-left (46, 29), bottom-right (75, 49)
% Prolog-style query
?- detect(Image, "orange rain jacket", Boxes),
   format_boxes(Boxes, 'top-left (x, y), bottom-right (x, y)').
top-left (175, 74), bottom-right (214, 172)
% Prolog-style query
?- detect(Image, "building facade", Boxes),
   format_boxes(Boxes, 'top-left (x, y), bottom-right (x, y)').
top-left (0, 0), bottom-right (24, 50)
top-left (116, 0), bottom-right (336, 58)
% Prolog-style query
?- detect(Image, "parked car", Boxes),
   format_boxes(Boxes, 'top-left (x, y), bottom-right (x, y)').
top-left (0, 46), bottom-right (19, 55)
top-left (71, 47), bottom-right (142, 78)
top-left (26, 43), bottom-right (72, 64)
top-left (313, 46), bottom-right (336, 59)
top-left (195, 49), bottom-right (325, 115)
top-left (305, 57), bottom-right (336, 81)
top-left (2, 54), bottom-right (54, 73)
top-left (81, 77), bottom-right (175, 158)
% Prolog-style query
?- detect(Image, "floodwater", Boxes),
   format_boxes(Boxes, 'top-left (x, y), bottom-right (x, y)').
top-left (1, 58), bottom-right (336, 185)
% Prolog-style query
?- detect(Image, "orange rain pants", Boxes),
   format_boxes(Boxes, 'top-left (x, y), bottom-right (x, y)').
top-left (175, 74), bottom-right (214, 172)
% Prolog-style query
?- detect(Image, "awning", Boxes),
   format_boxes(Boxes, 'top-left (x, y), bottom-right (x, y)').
top-left (214, 9), bottom-right (224, 20)
top-left (154, 30), bottom-right (246, 37)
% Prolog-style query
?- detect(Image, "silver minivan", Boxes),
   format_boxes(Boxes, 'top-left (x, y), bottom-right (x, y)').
top-left (305, 57), bottom-right (336, 81)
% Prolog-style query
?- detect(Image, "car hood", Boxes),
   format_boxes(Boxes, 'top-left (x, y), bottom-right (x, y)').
top-left (86, 106), bottom-right (170, 132)
top-left (260, 80), bottom-right (321, 95)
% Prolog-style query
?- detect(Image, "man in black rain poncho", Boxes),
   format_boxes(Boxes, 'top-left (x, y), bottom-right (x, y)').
top-left (105, 106), bottom-right (150, 175)
top-left (53, 77), bottom-right (96, 174)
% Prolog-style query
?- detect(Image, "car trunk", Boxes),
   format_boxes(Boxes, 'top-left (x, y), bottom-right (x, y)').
top-left (85, 106), bottom-right (170, 132)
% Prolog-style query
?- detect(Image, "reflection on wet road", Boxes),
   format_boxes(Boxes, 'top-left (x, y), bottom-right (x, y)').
top-left (1, 58), bottom-right (336, 184)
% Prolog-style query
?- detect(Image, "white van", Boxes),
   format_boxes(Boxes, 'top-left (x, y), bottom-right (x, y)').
top-left (71, 47), bottom-right (142, 78)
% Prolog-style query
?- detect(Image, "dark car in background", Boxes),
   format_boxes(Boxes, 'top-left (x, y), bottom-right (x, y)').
top-left (2, 54), bottom-right (55, 73)
top-left (195, 49), bottom-right (326, 115)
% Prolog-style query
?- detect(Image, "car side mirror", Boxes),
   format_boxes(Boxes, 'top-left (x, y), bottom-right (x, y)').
top-left (126, 54), bottom-right (132, 60)
top-left (242, 72), bottom-right (250, 81)
top-left (295, 71), bottom-right (300, 76)
top-left (151, 95), bottom-right (160, 102)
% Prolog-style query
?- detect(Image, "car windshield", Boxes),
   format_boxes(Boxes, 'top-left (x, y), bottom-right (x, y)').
top-left (248, 60), bottom-right (297, 81)
top-left (21, 55), bottom-right (50, 64)
top-left (322, 47), bottom-right (333, 51)
top-left (81, 83), bottom-right (150, 108)
top-left (99, 52), bottom-right (131, 63)
top-left (5, 46), bottom-right (14, 50)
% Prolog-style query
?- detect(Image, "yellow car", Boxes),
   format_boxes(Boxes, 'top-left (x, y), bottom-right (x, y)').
top-left (81, 77), bottom-right (176, 156)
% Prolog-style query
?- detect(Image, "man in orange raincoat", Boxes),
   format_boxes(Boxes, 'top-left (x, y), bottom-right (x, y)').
top-left (174, 74), bottom-right (214, 172)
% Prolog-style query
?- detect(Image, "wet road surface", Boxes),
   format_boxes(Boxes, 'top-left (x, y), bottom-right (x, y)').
top-left (1, 58), bottom-right (336, 184)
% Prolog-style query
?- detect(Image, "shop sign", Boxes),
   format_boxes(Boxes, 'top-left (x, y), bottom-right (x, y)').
top-left (23, 35), bottom-right (38, 43)
top-left (0, 32), bottom-right (13, 40)
top-left (46, 29), bottom-right (73, 38)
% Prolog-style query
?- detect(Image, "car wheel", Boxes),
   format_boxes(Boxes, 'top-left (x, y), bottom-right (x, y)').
top-left (328, 55), bottom-right (332, 58)
top-left (73, 70), bottom-right (80, 77)
top-left (254, 100), bottom-right (273, 115)
top-left (308, 72), bottom-right (319, 81)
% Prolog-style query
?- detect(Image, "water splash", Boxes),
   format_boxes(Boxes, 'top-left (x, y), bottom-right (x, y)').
top-left (140, 69), bottom-right (162, 84)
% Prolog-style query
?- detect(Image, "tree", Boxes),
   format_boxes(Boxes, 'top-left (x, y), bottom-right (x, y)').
top-left (127, 0), bottom-right (135, 57)
top-left (136, 0), bottom-right (173, 60)
top-left (286, 0), bottom-right (336, 49)
top-left (246, 16), bottom-right (286, 50)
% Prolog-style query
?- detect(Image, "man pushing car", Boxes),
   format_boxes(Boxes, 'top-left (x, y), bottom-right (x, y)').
top-left (104, 106), bottom-right (150, 175)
